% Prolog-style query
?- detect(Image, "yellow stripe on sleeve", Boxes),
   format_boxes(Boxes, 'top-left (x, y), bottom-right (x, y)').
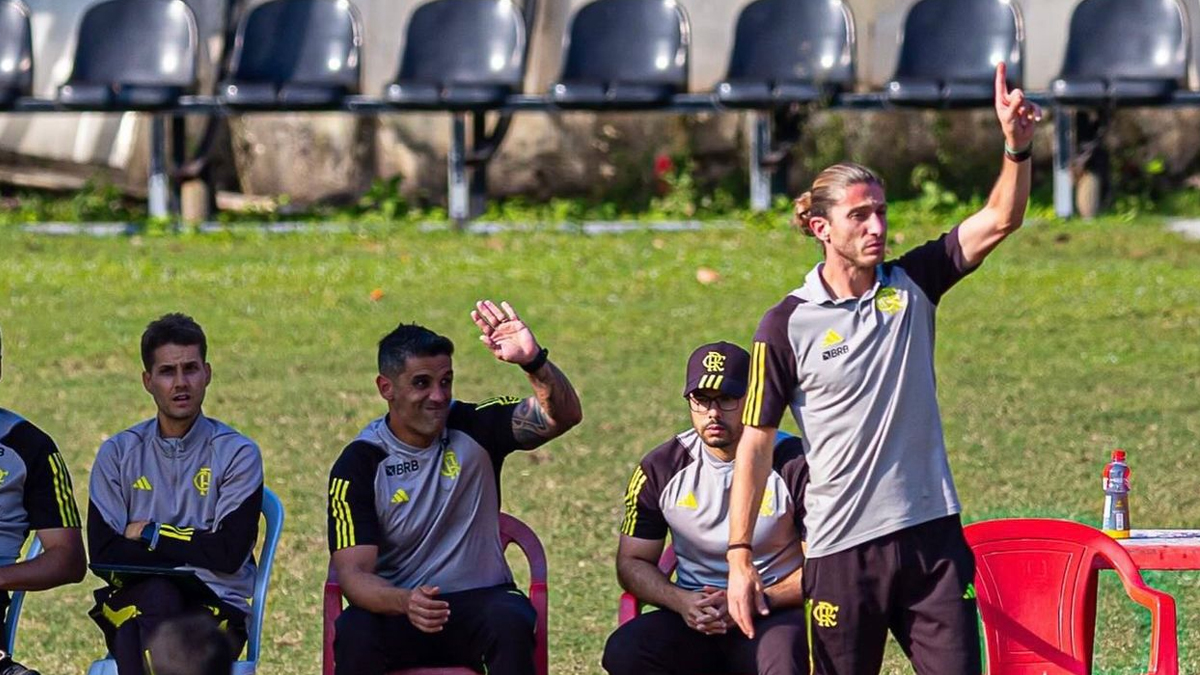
top-left (751, 341), bottom-right (767, 424)
top-left (742, 342), bottom-right (761, 425)
top-left (330, 479), bottom-right (356, 549)
top-left (47, 453), bottom-right (80, 527)
top-left (158, 524), bottom-right (194, 542)
top-left (620, 467), bottom-right (648, 536)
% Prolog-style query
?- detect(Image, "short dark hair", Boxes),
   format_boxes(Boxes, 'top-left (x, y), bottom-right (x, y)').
top-left (145, 613), bottom-right (235, 675)
top-left (141, 313), bottom-right (207, 371)
top-left (378, 323), bottom-right (454, 378)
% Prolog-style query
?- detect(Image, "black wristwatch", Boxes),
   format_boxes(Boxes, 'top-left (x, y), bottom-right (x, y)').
top-left (139, 522), bottom-right (161, 550)
top-left (520, 347), bottom-right (549, 374)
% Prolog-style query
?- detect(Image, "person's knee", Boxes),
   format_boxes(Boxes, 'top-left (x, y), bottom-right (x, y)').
top-left (130, 577), bottom-right (187, 618)
top-left (481, 593), bottom-right (537, 644)
top-left (754, 613), bottom-right (809, 675)
top-left (334, 607), bottom-right (382, 671)
top-left (600, 624), bottom-right (643, 675)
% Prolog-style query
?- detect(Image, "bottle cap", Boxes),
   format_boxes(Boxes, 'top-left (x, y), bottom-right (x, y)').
top-left (1112, 449), bottom-right (1126, 462)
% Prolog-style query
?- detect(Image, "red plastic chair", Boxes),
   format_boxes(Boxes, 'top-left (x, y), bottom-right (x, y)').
top-left (618, 544), bottom-right (677, 625)
top-left (323, 513), bottom-right (548, 675)
top-left (964, 518), bottom-right (1178, 675)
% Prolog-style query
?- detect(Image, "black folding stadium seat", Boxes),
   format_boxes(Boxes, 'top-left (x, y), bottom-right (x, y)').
top-left (57, 0), bottom-right (197, 111)
top-left (220, 0), bottom-right (361, 110)
top-left (885, 0), bottom-right (1022, 108)
top-left (714, 0), bottom-right (855, 108)
top-left (0, 0), bottom-right (32, 109)
top-left (549, 0), bottom-right (688, 110)
top-left (384, 0), bottom-right (529, 111)
top-left (1051, 0), bottom-right (1187, 106)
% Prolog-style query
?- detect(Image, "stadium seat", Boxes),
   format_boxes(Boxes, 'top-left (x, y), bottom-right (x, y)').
top-left (1050, 0), bottom-right (1187, 106)
top-left (56, 0), bottom-right (198, 111)
top-left (322, 512), bottom-right (549, 675)
top-left (884, 0), bottom-right (1022, 108)
top-left (85, 487), bottom-right (286, 675)
top-left (549, 0), bottom-right (688, 110)
top-left (220, 0), bottom-right (362, 110)
top-left (2, 536), bottom-right (42, 657)
top-left (714, 0), bottom-right (855, 108)
top-left (964, 518), bottom-right (1178, 675)
top-left (0, 0), bottom-right (32, 110)
top-left (384, 0), bottom-right (529, 111)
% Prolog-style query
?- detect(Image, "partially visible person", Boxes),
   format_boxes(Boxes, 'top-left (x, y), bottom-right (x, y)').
top-left (0, 326), bottom-right (86, 675)
top-left (603, 342), bottom-right (808, 675)
top-left (329, 301), bottom-right (582, 675)
top-left (144, 613), bottom-right (235, 675)
top-left (88, 314), bottom-right (263, 675)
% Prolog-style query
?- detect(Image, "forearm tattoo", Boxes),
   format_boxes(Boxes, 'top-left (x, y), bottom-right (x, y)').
top-left (512, 361), bottom-right (581, 448)
top-left (512, 398), bottom-right (553, 448)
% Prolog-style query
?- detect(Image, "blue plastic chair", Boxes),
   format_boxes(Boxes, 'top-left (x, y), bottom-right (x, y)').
top-left (86, 487), bottom-right (285, 675)
top-left (2, 536), bottom-right (43, 657)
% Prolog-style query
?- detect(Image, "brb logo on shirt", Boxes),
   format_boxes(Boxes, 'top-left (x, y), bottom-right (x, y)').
top-left (820, 330), bottom-right (849, 361)
top-left (385, 460), bottom-right (420, 477)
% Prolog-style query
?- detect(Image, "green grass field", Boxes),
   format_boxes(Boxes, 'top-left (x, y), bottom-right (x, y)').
top-left (2, 210), bottom-right (1199, 674)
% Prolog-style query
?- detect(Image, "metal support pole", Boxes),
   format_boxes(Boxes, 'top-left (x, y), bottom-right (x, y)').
top-left (448, 113), bottom-right (469, 224)
top-left (749, 111), bottom-right (772, 212)
top-left (1053, 105), bottom-right (1074, 219)
top-left (148, 114), bottom-right (170, 220)
top-left (469, 112), bottom-right (488, 218)
top-left (170, 115), bottom-right (186, 214)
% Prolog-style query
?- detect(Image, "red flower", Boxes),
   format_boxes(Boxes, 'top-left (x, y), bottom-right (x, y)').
top-left (654, 154), bottom-right (674, 177)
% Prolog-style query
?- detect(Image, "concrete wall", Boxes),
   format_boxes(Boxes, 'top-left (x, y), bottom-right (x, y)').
top-left (5, 0), bottom-right (1200, 201)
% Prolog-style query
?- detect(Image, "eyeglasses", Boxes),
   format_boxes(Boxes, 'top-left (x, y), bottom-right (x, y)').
top-left (687, 394), bottom-right (740, 412)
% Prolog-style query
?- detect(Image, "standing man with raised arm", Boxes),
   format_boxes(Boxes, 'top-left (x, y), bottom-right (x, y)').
top-left (88, 314), bottom-right (263, 675)
top-left (328, 300), bottom-right (582, 675)
top-left (725, 64), bottom-right (1042, 675)
top-left (0, 327), bottom-right (86, 675)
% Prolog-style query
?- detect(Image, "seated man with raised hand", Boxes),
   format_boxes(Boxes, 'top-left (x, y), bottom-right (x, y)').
top-left (328, 301), bottom-right (582, 675)
top-left (87, 314), bottom-right (263, 675)
top-left (603, 342), bottom-right (808, 675)
top-left (0, 326), bottom-right (87, 675)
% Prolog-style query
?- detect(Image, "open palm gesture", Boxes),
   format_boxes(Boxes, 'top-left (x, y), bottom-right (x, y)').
top-left (994, 62), bottom-right (1042, 149)
top-left (471, 300), bottom-right (542, 365)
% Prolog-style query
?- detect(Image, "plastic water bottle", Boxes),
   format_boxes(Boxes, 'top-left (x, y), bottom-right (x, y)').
top-left (1101, 449), bottom-right (1131, 539)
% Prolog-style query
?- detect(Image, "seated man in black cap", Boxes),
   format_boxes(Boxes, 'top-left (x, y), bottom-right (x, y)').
top-left (603, 342), bottom-right (809, 675)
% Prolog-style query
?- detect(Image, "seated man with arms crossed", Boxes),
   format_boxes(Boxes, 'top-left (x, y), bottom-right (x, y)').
top-left (88, 314), bottom-right (263, 675)
top-left (0, 326), bottom-right (86, 675)
top-left (328, 301), bottom-right (582, 675)
top-left (603, 342), bottom-right (808, 675)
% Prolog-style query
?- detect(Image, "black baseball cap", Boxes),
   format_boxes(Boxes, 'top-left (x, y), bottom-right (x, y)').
top-left (683, 341), bottom-right (751, 399)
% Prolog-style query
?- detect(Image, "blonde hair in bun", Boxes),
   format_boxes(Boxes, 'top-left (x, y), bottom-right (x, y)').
top-left (793, 163), bottom-right (884, 237)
